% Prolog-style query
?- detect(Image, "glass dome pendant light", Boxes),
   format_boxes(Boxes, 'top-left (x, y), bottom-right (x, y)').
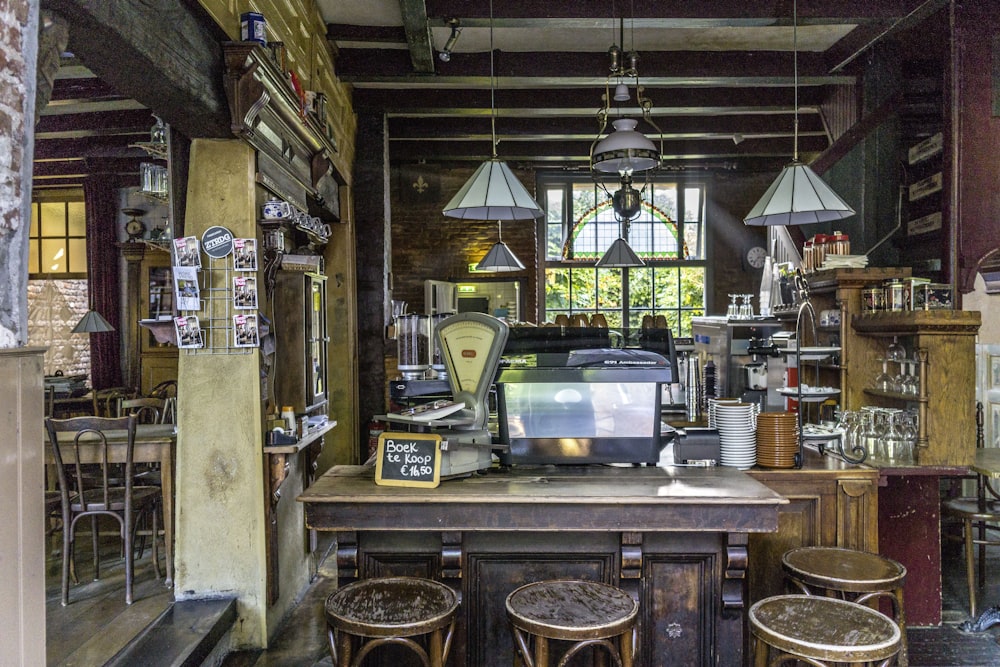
top-left (743, 0), bottom-right (855, 226)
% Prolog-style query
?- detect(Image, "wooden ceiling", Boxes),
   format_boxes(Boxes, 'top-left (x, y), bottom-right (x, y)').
top-left (323, 0), bottom-right (949, 171)
top-left (32, 0), bottom-right (950, 193)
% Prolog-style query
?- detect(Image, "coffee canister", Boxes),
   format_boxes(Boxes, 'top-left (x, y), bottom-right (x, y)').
top-left (862, 286), bottom-right (884, 313)
top-left (241, 12), bottom-right (267, 45)
top-left (884, 279), bottom-right (906, 312)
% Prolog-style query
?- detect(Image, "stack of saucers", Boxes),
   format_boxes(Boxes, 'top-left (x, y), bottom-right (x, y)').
top-left (713, 402), bottom-right (757, 469)
top-left (755, 411), bottom-right (799, 468)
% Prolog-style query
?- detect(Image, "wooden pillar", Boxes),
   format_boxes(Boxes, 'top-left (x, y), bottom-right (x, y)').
top-left (354, 110), bottom-right (390, 445)
top-left (174, 139), bottom-right (268, 647)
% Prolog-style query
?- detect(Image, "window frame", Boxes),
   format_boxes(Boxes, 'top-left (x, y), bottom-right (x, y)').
top-left (29, 190), bottom-right (88, 279)
top-left (536, 171), bottom-right (708, 337)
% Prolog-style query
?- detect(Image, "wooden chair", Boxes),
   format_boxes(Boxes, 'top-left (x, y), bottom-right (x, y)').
top-left (44, 414), bottom-right (161, 605)
top-left (92, 386), bottom-right (132, 418)
top-left (941, 401), bottom-right (1000, 618)
top-left (121, 397), bottom-right (166, 424)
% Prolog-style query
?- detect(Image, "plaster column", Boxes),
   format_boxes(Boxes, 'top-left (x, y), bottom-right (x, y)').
top-left (0, 348), bottom-right (46, 665)
top-left (174, 139), bottom-right (267, 647)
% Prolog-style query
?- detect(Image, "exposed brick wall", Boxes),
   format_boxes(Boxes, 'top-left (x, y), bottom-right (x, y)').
top-left (26, 279), bottom-right (91, 377)
top-left (391, 164), bottom-right (538, 318)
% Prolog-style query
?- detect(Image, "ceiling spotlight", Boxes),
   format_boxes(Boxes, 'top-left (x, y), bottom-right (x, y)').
top-left (438, 18), bottom-right (461, 63)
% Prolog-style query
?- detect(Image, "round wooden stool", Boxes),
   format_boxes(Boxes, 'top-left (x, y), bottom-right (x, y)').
top-left (782, 546), bottom-right (908, 666)
top-left (324, 576), bottom-right (459, 667)
top-left (505, 579), bottom-right (638, 667)
top-left (750, 595), bottom-right (901, 666)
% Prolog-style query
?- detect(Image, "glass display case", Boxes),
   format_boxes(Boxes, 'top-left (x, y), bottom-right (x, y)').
top-left (274, 270), bottom-right (328, 414)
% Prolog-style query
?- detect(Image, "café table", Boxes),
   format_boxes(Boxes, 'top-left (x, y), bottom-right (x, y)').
top-left (44, 423), bottom-right (178, 586)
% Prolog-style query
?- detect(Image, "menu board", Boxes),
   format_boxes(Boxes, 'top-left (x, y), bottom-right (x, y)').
top-left (375, 432), bottom-right (441, 488)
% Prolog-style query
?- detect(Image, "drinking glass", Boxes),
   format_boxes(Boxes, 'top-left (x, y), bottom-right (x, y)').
top-left (887, 336), bottom-right (906, 362)
top-left (727, 294), bottom-right (738, 319)
top-left (873, 359), bottom-right (894, 392)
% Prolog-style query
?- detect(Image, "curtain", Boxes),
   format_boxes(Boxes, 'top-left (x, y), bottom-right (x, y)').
top-left (83, 170), bottom-right (129, 390)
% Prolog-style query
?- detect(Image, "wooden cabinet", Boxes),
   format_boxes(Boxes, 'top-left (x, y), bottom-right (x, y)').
top-left (122, 242), bottom-right (178, 395)
top-left (747, 456), bottom-right (879, 605)
top-left (800, 268), bottom-right (979, 466)
top-left (852, 310), bottom-right (981, 466)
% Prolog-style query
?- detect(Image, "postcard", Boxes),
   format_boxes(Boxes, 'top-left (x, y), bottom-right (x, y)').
top-left (233, 237), bottom-right (258, 271)
top-left (233, 275), bottom-right (258, 310)
top-left (174, 315), bottom-right (204, 349)
top-left (173, 236), bottom-right (201, 268)
top-left (233, 313), bottom-right (259, 348)
top-left (173, 265), bottom-right (201, 311)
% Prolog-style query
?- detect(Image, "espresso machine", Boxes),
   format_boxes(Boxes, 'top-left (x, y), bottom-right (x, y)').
top-left (691, 316), bottom-right (785, 411)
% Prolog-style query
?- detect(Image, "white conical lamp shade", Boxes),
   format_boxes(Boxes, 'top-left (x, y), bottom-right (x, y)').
top-left (592, 118), bottom-right (659, 173)
top-left (596, 237), bottom-right (645, 268)
top-left (743, 162), bottom-right (856, 226)
top-left (443, 159), bottom-right (543, 220)
top-left (476, 241), bottom-right (525, 272)
top-left (72, 309), bottom-right (115, 333)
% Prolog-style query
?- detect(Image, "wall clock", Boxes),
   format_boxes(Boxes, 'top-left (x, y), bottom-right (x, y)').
top-left (745, 245), bottom-right (767, 270)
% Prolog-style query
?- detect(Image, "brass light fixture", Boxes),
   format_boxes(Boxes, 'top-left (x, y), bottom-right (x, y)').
top-left (589, 18), bottom-right (661, 268)
top-left (442, 0), bottom-right (542, 272)
top-left (743, 0), bottom-right (855, 226)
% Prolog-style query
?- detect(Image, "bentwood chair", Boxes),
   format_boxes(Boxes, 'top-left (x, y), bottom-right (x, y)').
top-left (941, 402), bottom-right (1000, 618)
top-left (121, 397), bottom-right (167, 424)
top-left (44, 414), bottom-right (161, 605)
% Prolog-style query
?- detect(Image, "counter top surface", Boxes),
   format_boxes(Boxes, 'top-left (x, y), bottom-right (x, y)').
top-left (301, 463), bottom-right (787, 505)
top-left (299, 464), bottom-right (786, 533)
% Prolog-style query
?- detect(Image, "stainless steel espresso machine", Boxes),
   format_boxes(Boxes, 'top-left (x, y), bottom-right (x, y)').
top-left (691, 316), bottom-right (786, 411)
top-left (494, 327), bottom-right (678, 465)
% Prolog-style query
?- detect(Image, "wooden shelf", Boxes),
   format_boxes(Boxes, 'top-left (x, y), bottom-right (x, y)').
top-left (862, 388), bottom-right (928, 403)
top-left (852, 310), bottom-right (982, 335)
top-left (264, 420), bottom-right (337, 454)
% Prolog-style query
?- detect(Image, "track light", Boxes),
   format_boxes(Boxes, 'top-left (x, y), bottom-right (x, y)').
top-left (439, 18), bottom-right (461, 62)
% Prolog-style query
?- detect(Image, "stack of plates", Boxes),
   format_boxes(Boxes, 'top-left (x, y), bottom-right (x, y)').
top-left (755, 412), bottom-right (799, 468)
top-left (714, 402), bottom-right (757, 469)
top-left (707, 397), bottom-right (740, 428)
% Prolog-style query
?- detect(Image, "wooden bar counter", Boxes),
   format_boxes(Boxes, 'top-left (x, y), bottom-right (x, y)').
top-left (300, 464), bottom-right (786, 666)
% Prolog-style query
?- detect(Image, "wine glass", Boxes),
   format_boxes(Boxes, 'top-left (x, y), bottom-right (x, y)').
top-left (727, 294), bottom-right (739, 319)
top-left (887, 336), bottom-right (906, 362)
top-left (874, 358), bottom-right (894, 392)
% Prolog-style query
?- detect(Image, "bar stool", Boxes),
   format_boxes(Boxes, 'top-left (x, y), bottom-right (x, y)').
top-left (506, 579), bottom-right (637, 667)
top-left (750, 595), bottom-right (901, 666)
top-left (781, 546), bottom-right (908, 666)
top-left (324, 576), bottom-right (458, 667)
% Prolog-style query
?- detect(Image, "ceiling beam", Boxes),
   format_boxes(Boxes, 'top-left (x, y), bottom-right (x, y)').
top-left (40, 0), bottom-right (231, 139)
top-left (399, 0), bottom-right (436, 73)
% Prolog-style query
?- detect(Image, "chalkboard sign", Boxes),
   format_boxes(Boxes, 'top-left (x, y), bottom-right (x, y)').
top-left (375, 432), bottom-right (442, 488)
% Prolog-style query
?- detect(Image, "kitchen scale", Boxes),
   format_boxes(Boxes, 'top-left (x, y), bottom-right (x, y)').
top-left (382, 312), bottom-right (509, 477)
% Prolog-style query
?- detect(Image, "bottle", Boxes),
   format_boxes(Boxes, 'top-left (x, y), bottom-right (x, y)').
top-left (281, 406), bottom-right (295, 434)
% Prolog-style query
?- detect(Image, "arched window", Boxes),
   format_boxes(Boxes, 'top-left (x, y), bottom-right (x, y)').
top-left (539, 175), bottom-right (706, 337)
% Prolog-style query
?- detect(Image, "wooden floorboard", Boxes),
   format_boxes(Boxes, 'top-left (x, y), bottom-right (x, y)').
top-left (43, 519), bottom-right (1000, 666)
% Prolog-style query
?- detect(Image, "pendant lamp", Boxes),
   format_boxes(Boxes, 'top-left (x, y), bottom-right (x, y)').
top-left (743, 0), bottom-right (854, 226)
top-left (597, 172), bottom-right (645, 267)
top-left (72, 309), bottom-right (115, 333)
top-left (443, 0), bottom-right (541, 274)
top-left (476, 220), bottom-right (525, 272)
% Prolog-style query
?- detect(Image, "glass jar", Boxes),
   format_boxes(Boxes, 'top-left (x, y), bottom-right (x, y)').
top-left (884, 279), bottom-right (906, 312)
top-left (397, 313), bottom-right (430, 378)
